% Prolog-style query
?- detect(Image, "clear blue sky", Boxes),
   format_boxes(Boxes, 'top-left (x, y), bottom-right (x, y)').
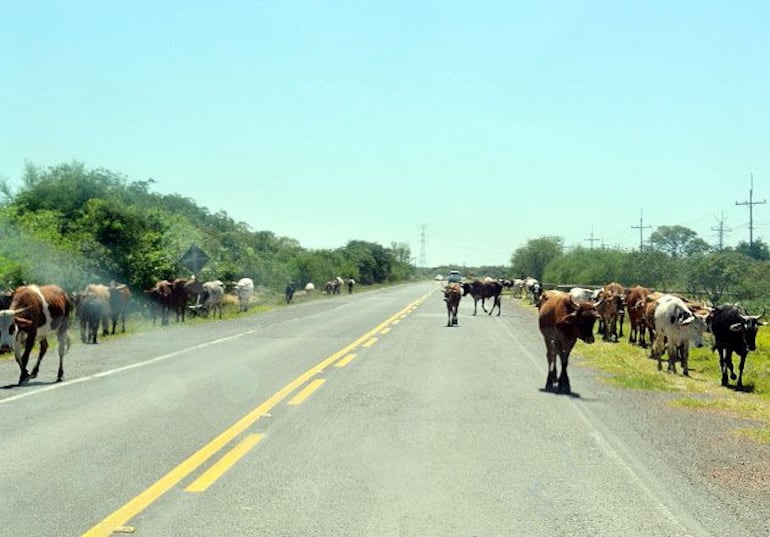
top-left (2, 2), bottom-right (769, 267)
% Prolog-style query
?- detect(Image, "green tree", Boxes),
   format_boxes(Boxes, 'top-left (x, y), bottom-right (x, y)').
top-left (684, 250), bottom-right (751, 305)
top-left (735, 239), bottom-right (770, 261)
top-left (649, 225), bottom-right (711, 257)
top-left (510, 236), bottom-right (563, 282)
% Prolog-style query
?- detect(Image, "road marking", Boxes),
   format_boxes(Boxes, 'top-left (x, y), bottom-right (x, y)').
top-left (334, 353), bottom-right (357, 368)
top-left (185, 434), bottom-right (264, 493)
top-left (287, 379), bottom-right (326, 405)
top-left (82, 291), bottom-right (433, 537)
top-left (379, 327), bottom-right (391, 335)
top-left (362, 338), bottom-right (378, 348)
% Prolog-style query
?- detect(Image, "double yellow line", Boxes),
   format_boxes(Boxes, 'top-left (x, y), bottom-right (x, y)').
top-left (83, 292), bottom-right (430, 537)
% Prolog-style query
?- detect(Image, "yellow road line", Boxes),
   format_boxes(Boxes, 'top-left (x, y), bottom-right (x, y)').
top-left (379, 327), bottom-right (391, 335)
top-left (82, 291), bottom-right (432, 537)
top-left (287, 379), bottom-right (326, 406)
top-left (185, 434), bottom-right (264, 493)
top-left (362, 338), bottom-right (378, 348)
top-left (334, 353), bottom-right (357, 368)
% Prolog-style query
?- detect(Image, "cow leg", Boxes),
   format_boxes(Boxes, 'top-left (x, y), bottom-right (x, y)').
top-left (29, 337), bottom-right (49, 380)
top-left (495, 295), bottom-right (501, 316)
top-left (681, 345), bottom-right (689, 377)
top-left (718, 348), bottom-right (729, 386)
top-left (618, 311), bottom-right (625, 338)
top-left (14, 333), bottom-right (35, 384)
top-left (472, 298), bottom-right (479, 316)
top-left (55, 332), bottom-right (69, 382)
top-left (736, 352), bottom-right (748, 389)
top-left (557, 360), bottom-right (571, 393)
top-left (544, 348), bottom-right (558, 391)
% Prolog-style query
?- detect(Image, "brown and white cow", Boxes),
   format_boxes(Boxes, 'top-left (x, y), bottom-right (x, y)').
top-left (538, 291), bottom-right (602, 394)
top-left (0, 284), bottom-right (72, 385)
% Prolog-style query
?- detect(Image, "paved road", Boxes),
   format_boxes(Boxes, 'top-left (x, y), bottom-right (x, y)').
top-left (0, 282), bottom-right (763, 536)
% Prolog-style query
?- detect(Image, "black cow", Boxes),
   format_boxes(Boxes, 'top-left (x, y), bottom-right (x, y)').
top-left (708, 304), bottom-right (765, 389)
top-left (461, 280), bottom-right (503, 316)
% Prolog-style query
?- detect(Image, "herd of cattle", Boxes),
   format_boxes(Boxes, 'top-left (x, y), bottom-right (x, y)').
top-left (444, 277), bottom-right (766, 395)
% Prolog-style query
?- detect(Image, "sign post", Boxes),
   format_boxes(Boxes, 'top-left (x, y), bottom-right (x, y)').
top-left (180, 244), bottom-right (210, 275)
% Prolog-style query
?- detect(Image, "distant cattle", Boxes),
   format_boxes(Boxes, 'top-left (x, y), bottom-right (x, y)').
top-left (462, 280), bottom-right (503, 316)
top-left (625, 285), bottom-right (651, 347)
top-left (235, 278), bottom-right (255, 312)
top-left (601, 282), bottom-right (625, 339)
top-left (304, 282), bottom-right (315, 295)
top-left (0, 284), bottom-right (72, 385)
top-left (144, 280), bottom-right (174, 325)
top-left (170, 277), bottom-right (203, 323)
top-left (708, 304), bottom-right (765, 389)
top-left (108, 282), bottom-right (131, 334)
top-left (285, 282), bottom-right (296, 304)
top-left (347, 278), bottom-right (355, 294)
top-left (443, 283), bottom-right (463, 326)
top-left (78, 284), bottom-right (111, 340)
top-left (538, 291), bottom-right (602, 394)
top-left (651, 294), bottom-right (708, 376)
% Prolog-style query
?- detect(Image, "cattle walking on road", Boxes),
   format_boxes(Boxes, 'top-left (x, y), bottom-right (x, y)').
top-left (538, 291), bottom-right (602, 394)
top-left (461, 280), bottom-right (503, 316)
top-left (443, 283), bottom-right (462, 327)
top-left (0, 284), bottom-right (72, 385)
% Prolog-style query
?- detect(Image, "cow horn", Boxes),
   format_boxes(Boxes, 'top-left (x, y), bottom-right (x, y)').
top-left (759, 307), bottom-right (767, 321)
top-left (592, 297), bottom-right (604, 308)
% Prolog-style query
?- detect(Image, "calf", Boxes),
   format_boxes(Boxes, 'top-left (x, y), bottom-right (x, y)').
top-left (0, 284), bottom-right (72, 385)
top-left (538, 291), bottom-right (602, 394)
top-left (708, 304), bottom-right (765, 389)
top-left (625, 286), bottom-right (651, 346)
top-left (651, 294), bottom-right (708, 376)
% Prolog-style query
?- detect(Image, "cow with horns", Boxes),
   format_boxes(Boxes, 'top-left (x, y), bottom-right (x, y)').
top-left (538, 291), bottom-right (602, 394)
top-left (708, 304), bottom-right (765, 389)
top-left (0, 284), bottom-right (72, 385)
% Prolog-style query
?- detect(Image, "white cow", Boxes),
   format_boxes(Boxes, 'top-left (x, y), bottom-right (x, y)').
top-left (651, 294), bottom-right (708, 376)
top-left (569, 287), bottom-right (596, 303)
top-left (197, 280), bottom-right (225, 319)
top-left (235, 278), bottom-right (254, 313)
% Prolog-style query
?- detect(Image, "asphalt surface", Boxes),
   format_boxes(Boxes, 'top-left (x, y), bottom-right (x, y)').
top-left (0, 281), bottom-right (767, 536)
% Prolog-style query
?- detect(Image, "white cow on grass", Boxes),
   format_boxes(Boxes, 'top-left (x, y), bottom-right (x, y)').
top-left (235, 278), bottom-right (254, 313)
top-left (651, 294), bottom-right (709, 376)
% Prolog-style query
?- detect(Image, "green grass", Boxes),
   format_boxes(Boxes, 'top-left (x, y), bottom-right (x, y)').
top-left (574, 322), bottom-right (770, 444)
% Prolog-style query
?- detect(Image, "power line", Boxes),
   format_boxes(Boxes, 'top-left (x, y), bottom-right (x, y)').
top-left (584, 226), bottom-right (600, 249)
top-left (631, 209), bottom-right (652, 251)
top-left (711, 212), bottom-right (732, 250)
top-left (735, 173), bottom-right (766, 248)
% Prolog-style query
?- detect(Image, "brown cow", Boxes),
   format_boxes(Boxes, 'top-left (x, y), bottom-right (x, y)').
top-left (538, 291), bottom-right (601, 394)
top-left (625, 285), bottom-right (651, 347)
top-left (145, 280), bottom-right (174, 325)
top-left (77, 284), bottom-right (111, 342)
top-left (170, 277), bottom-right (203, 322)
top-left (0, 284), bottom-right (72, 385)
top-left (443, 283), bottom-right (463, 326)
top-left (603, 282), bottom-right (625, 338)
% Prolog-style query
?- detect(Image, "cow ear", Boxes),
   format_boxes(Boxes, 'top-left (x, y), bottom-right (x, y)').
top-left (729, 322), bottom-right (744, 332)
top-left (679, 316), bottom-right (694, 326)
top-left (556, 311), bottom-right (578, 328)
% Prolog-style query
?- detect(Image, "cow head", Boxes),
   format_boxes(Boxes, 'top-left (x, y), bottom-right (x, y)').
top-left (0, 308), bottom-right (26, 354)
top-left (730, 309), bottom-right (766, 351)
top-left (679, 313), bottom-right (709, 348)
top-left (562, 297), bottom-right (601, 343)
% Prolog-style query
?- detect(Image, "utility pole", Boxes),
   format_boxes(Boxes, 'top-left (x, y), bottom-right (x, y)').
top-left (710, 212), bottom-right (731, 251)
top-left (735, 173), bottom-right (766, 249)
top-left (418, 224), bottom-right (427, 267)
top-left (584, 226), bottom-right (600, 249)
top-left (631, 209), bottom-right (651, 251)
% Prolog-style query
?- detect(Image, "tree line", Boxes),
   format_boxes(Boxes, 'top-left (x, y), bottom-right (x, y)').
top-left (510, 230), bottom-right (770, 309)
top-left (0, 162), bottom-right (415, 295)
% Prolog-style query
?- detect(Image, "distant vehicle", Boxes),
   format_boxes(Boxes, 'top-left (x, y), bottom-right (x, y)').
top-left (447, 271), bottom-right (462, 284)
top-left (434, 274), bottom-right (444, 281)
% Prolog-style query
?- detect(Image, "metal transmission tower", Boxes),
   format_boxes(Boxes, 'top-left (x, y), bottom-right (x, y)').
top-left (584, 226), bottom-right (600, 249)
top-left (711, 212), bottom-right (732, 251)
top-left (418, 224), bottom-right (427, 267)
top-left (631, 209), bottom-right (651, 251)
top-left (735, 173), bottom-right (766, 249)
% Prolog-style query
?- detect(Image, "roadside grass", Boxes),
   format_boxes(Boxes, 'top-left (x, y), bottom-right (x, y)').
top-left (574, 323), bottom-right (770, 443)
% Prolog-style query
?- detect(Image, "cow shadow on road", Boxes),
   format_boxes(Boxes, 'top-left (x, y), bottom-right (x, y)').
top-left (538, 388), bottom-right (582, 399)
top-left (1, 379), bottom-right (59, 390)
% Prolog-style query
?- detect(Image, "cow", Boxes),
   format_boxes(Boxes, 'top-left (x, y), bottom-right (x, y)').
top-left (77, 293), bottom-right (106, 344)
top-left (347, 278), bottom-right (355, 294)
top-left (708, 304), bottom-right (765, 389)
top-left (304, 282), bottom-right (315, 295)
top-left (144, 279), bottom-right (174, 325)
top-left (596, 286), bottom-right (625, 343)
top-left (602, 282), bottom-right (625, 338)
top-left (443, 283), bottom-right (463, 327)
top-left (625, 285), bottom-right (651, 347)
top-left (651, 294), bottom-right (709, 377)
top-left (525, 277), bottom-right (542, 305)
top-left (169, 277), bottom-right (203, 323)
top-left (195, 280), bottom-right (225, 318)
top-left (285, 282), bottom-right (296, 304)
top-left (0, 284), bottom-right (72, 385)
top-left (569, 287), bottom-right (596, 304)
top-left (235, 277), bottom-right (255, 312)
top-left (108, 282), bottom-right (131, 334)
top-left (538, 291), bottom-right (602, 394)
top-left (78, 283), bottom-right (112, 338)
top-left (461, 280), bottom-right (503, 316)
